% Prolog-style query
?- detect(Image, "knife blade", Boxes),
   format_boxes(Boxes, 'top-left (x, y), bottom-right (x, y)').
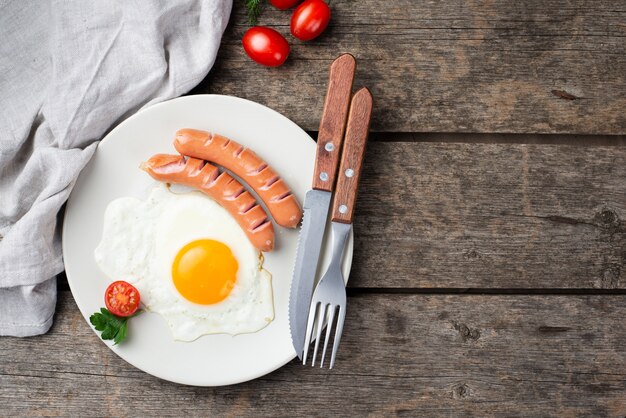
top-left (289, 54), bottom-right (356, 359)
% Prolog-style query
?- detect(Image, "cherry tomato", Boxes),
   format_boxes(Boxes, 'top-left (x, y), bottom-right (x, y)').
top-left (242, 26), bottom-right (290, 67)
top-left (104, 281), bottom-right (140, 317)
top-left (270, 0), bottom-right (301, 10)
top-left (290, 0), bottom-right (330, 41)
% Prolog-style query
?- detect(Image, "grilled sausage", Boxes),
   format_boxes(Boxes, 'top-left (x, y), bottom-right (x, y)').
top-left (140, 154), bottom-right (274, 252)
top-left (174, 129), bottom-right (303, 228)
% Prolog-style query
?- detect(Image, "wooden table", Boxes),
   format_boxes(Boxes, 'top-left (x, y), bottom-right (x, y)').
top-left (2, 1), bottom-right (625, 416)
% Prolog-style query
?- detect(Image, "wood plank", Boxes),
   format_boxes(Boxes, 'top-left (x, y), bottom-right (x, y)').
top-left (192, 0), bottom-right (626, 134)
top-left (55, 140), bottom-right (626, 290)
top-left (2, 291), bottom-right (625, 416)
top-left (350, 141), bottom-right (626, 289)
top-left (366, 132), bottom-right (626, 146)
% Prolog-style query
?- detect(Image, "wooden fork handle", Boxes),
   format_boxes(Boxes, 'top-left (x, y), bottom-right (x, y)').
top-left (331, 87), bottom-right (373, 224)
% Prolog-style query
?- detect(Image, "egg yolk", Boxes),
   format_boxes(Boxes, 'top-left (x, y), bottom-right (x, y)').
top-left (172, 239), bottom-right (238, 305)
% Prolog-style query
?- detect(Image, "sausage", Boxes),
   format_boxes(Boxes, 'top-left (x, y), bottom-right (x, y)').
top-left (174, 129), bottom-right (303, 228)
top-left (140, 154), bottom-right (275, 252)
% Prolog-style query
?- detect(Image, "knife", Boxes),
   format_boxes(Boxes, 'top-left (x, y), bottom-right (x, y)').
top-left (289, 54), bottom-right (356, 359)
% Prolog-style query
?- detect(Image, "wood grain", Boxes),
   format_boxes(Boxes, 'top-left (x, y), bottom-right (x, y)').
top-left (54, 140), bottom-right (626, 291)
top-left (312, 54), bottom-right (355, 192)
top-left (1, 291), bottom-right (625, 417)
top-left (345, 141), bottom-right (626, 289)
top-left (332, 88), bottom-right (372, 223)
top-left (192, 0), bottom-right (626, 134)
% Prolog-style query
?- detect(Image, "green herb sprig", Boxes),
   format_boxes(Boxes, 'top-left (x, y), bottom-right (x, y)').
top-left (90, 308), bottom-right (142, 345)
top-left (245, 0), bottom-right (263, 25)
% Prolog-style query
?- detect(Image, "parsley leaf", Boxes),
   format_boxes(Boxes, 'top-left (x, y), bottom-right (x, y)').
top-left (113, 321), bottom-right (128, 345)
top-left (89, 308), bottom-right (110, 331)
top-left (90, 308), bottom-right (141, 345)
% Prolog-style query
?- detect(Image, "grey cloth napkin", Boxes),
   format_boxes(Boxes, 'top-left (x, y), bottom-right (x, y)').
top-left (0, 0), bottom-right (232, 336)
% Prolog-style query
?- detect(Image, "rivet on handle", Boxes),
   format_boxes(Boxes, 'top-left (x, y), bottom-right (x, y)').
top-left (345, 168), bottom-right (354, 178)
top-left (325, 143), bottom-right (335, 152)
top-left (338, 205), bottom-right (348, 214)
top-left (320, 172), bottom-right (329, 182)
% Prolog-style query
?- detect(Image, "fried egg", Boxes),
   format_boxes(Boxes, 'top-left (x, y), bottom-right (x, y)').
top-left (94, 184), bottom-right (274, 341)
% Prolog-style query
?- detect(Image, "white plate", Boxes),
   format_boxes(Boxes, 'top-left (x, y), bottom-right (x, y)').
top-left (63, 95), bottom-right (353, 386)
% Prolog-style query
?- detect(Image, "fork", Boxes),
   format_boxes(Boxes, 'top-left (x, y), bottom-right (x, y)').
top-left (303, 87), bottom-right (373, 368)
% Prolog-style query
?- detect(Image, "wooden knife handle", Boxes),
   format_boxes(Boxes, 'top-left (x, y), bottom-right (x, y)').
top-left (331, 88), bottom-right (373, 223)
top-left (312, 54), bottom-right (356, 192)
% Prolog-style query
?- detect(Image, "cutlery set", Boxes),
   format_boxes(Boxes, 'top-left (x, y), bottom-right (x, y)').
top-left (289, 54), bottom-right (372, 369)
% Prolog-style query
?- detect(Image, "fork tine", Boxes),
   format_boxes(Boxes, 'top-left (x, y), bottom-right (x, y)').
top-left (330, 305), bottom-right (346, 369)
top-left (302, 302), bottom-right (319, 365)
top-left (311, 303), bottom-right (327, 367)
top-left (320, 304), bottom-right (336, 368)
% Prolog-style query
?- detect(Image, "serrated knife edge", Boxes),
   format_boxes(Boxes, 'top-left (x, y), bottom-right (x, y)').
top-left (288, 189), bottom-right (331, 359)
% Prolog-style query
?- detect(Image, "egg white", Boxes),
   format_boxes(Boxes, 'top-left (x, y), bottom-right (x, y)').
top-left (94, 184), bottom-right (274, 341)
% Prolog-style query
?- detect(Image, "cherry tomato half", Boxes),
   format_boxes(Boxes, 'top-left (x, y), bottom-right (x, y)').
top-left (105, 281), bottom-right (140, 317)
top-left (290, 0), bottom-right (331, 41)
top-left (242, 26), bottom-right (290, 67)
top-left (270, 0), bottom-right (301, 10)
